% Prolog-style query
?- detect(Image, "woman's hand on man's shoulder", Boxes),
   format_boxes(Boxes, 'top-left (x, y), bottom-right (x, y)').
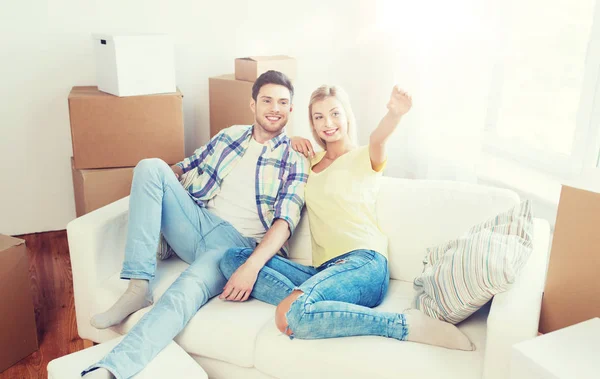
top-left (290, 136), bottom-right (315, 158)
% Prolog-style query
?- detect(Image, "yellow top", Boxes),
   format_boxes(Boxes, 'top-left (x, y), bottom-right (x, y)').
top-left (305, 145), bottom-right (389, 267)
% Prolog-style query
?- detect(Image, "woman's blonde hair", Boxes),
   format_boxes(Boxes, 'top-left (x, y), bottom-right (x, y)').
top-left (308, 85), bottom-right (358, 150)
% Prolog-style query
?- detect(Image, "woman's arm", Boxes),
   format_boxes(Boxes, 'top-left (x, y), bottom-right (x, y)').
top-left (290, 136), bottom-right (315, 158)
top-left (369, 86), bottom-right (412, 170)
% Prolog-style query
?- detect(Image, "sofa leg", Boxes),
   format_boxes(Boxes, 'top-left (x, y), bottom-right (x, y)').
top-left (83, 339), bottom-right (95, 349)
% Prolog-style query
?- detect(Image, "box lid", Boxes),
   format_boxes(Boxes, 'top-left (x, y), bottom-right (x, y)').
top-left (0, 234), bottom-right (24, 252)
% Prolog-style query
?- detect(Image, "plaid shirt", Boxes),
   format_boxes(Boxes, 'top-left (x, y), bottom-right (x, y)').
top-left (176, 125), bottom-right (309, 256)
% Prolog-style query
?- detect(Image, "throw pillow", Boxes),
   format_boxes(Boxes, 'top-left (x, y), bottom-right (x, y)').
top-left (413, 200), bottom-right (534, 324)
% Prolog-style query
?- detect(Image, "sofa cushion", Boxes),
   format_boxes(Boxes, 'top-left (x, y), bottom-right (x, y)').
top-left (94, 256), bottom-right (276, 368)
top-left (254, 279), bottom-right (487, 379)
top-left (414, 200), bottom-right (534, 324)
top-left (376, 177), bottom-right (520, 282)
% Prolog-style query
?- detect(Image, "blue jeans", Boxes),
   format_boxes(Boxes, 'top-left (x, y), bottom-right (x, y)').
top-left (220, 248), bottom-right (408, 340)
top-left (82, 159), bottom-right (256, 379)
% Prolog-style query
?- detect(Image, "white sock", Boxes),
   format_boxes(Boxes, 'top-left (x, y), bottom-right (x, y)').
top-left (90, 279), bottom-right (152, 329)
top-left (83, 368), bottom-right (115, 379)
top-left (404, 309), bottom-right (474, 351)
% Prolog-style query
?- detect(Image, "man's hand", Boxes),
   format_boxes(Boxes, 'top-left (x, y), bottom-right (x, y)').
top-left (171, 164), bottom-right (183, 179)
top-left (290, 136), bottom-right (314, 158)
top-left (386, 86), bottom-right (412, 117)
top-left (219, 261), bottom-right (261, 302)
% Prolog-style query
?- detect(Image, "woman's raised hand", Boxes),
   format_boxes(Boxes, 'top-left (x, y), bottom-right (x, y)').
top-left (387, 86), bottom-right (412, 117)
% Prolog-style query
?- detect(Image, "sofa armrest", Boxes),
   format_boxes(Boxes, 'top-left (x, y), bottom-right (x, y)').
top-left (66, 197), bottom-right (130, 341)
top-left (482, 218), bottom-right (551, 379)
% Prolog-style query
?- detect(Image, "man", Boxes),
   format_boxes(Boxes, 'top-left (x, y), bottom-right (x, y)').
top-left (83, 70), bottom-right (308, 379)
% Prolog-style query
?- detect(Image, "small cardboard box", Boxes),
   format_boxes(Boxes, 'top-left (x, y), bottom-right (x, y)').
top-left (209, 74), bottom-right (255, 137)
top-left (539, 185), bottom-right (600, 333)
top-left (92, 34), bottom-right (176, 97)
top-left (71, 158), bottom-right (134, 217)
top-left (0, 235), bottom-right (38, 373)
top-left (234, 56), bottom-right (297, 83)
top-left (68, 86), bottom-right (184, 169)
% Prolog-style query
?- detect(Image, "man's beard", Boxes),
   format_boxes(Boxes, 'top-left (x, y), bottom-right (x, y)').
top-left (255, 116), bottom-right (287, 134)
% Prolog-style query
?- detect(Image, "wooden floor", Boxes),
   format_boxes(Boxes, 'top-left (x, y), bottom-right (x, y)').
top-left (1, 230), bottom-right (85, 379)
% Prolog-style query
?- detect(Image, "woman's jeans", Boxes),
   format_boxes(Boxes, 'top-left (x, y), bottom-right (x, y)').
top-left (82, 158), bottom-right (255, 379)
top-left (220, 248), bottom-right (408, 340)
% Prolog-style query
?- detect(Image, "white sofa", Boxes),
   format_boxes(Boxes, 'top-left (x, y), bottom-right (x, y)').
top-left (67, 177), bottom-right (551, 379)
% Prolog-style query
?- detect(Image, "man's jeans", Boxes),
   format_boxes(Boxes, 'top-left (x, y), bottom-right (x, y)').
top-left (83, 159), bottom-right (255, 379)
top-left (220, 248), bottom-right (409, 341)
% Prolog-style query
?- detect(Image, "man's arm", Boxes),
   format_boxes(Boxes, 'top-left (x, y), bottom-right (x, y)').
top-left (175, 130), bottom-right (223, 174)
top-left (219, 219), bottom-right (290, 302)
top-left (220, 152), bottom-right (309, 302)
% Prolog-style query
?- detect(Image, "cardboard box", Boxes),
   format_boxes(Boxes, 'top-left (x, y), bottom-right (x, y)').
top-left (71, 158), bottom-right (134, 217)
top-left (234, 56), bottom-right (297, 83)
top-left (539, 185), bottom-right (600, 333)
top-left (68, 86), bottom-right (184, 169)
top-left (209, 74), bottom-right (255, 137)
top-left (0, 235), bottom-right (38, 373)
top-left (92, 34), bottom-right (176, 97)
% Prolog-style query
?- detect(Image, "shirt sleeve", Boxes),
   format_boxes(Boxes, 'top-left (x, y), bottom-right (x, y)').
top-left (273, 150), bottom-right (309, 236)
top-left (176, 131), bottom-right (223, 174)
top-left (364, 144), bottom-right (387, 173)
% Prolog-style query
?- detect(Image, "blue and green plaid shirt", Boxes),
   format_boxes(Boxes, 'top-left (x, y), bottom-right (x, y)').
top-left (176, 125), bottom-right (309, 256)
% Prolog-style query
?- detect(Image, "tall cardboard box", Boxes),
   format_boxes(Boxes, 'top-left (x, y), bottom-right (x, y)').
top-left (71, 158), bottom-right (135, 217)
top-left (68, 86), bottom-right (184, 169)
top-left (209, 74), bottom-right (255, 137)
top-left (234, 56), bottom-right (297, 82)
top-left (0, 235), bottom-right (38, 373)
top-left (539, 185), bottom-right (600, 333)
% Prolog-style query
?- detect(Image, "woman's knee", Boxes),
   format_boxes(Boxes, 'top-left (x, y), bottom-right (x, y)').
top-left (219, 247), bottom-right (253, 279)
top-left (275, 290), bottom-right (304, 335)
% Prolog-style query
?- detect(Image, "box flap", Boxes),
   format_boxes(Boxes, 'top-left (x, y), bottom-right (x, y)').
top-left (0, 234), bottom-right (25, 252)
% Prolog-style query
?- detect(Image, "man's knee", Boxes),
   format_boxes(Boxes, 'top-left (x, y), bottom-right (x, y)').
top-left (219, 247), bottom-right (253, 279)
top-left (275, 290), bottom-right (304, 335)
top-left (135, 158), bottom-right (168, 174)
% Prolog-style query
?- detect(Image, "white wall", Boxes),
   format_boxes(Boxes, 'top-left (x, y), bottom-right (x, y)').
top-left (0, 0), bottom-right (497, 235)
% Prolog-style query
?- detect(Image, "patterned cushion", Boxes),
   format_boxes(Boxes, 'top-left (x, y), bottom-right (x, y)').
top-left (413, 200), bottom-right (534, 324)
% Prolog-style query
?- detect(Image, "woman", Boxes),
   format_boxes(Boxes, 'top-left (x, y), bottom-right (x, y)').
top-left (220, 85), bottom-right (473, 350)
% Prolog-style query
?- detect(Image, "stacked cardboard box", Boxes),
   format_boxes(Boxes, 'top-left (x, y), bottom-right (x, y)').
top-left (68, 87), bottom-right (184, 216)
top-left (67, 33), bottom-right (184, 217)
top-left (0, 235), bottom-right (38, 373)
top-left (209, 56), bottom-right (296, 137)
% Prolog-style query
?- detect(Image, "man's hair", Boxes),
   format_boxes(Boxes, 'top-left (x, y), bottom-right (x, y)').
top-left (252, 70), bottom-right (294, 102)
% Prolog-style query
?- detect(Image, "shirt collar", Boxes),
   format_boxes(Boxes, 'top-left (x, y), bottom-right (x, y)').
top-left (245, 125), bottom-right (289, 152)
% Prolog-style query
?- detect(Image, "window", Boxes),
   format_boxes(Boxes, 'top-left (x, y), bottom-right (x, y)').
top-left (484, 0), bottom-right (599, 178)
